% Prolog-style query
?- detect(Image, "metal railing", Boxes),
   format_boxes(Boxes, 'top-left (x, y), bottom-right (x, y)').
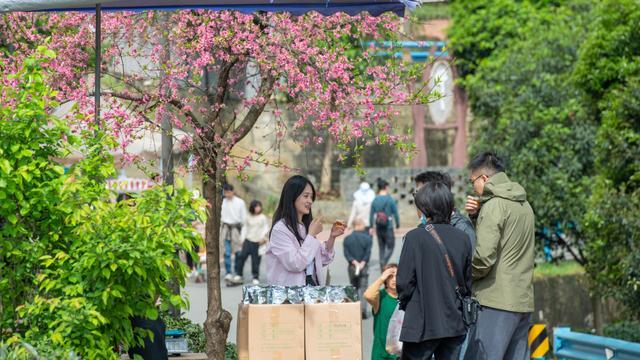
top-left (554, 327), bottom-right (640, 360)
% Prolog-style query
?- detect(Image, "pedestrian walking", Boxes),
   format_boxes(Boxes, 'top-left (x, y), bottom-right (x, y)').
top-left (264, 175), bottom-right (344, 286)
top-left (370, 179), bottom-right (400, 268)
top-left (234, 200), bottom-right (270, 285)
top-left (220, 183), bottom-right (247, 284)
top-left (463, 151), bottom-right (535, 360)
top-left (364, 264), bottom-right (399, 360)
top-left (396, 182), bottom-right (473, 360)
top-left (347, 181), bottom-right (376, 229)
top-left (415, 171), bottom-right (476, 249)
top-left (343, 217), bottom-right (373, 319)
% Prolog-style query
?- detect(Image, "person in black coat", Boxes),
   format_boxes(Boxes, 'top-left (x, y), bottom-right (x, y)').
top-left (396, 182), bottom-right (473, 360)
top-left (343, 217), bottom-right (373, 319)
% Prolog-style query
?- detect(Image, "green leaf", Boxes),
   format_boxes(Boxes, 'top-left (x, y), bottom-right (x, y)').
top-left (145, 308), bottom-right (158, 320)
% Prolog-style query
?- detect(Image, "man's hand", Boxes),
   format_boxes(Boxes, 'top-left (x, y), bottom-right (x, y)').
top-left (465, 195), bottom-right (481, 216)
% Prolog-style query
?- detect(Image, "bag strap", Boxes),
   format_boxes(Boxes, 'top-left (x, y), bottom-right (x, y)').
top-left (423, 224), bottom-right (463, 297)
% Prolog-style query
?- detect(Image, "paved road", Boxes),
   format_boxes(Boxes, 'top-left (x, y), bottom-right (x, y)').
top-left (183, 226), bottom-right (413, 359)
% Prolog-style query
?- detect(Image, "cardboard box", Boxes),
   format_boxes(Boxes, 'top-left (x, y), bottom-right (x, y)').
top-left (237, 304), bottom-right (305, 360)
top-left (304, 302), bottom-right (362, 360)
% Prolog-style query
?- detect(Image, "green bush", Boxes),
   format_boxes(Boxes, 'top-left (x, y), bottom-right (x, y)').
top-left (225, 342), bottom-right (238, 360)
top-left (603, 321), bottom-right (640, 343)
top-left (0, 50), bottom-right (205, 358)
top-left (161, 313), bottom-right (205, 353)
top-left (0, 338), bottom-right (79, 360)
top-left (577, 0), bottom-right (640, 317)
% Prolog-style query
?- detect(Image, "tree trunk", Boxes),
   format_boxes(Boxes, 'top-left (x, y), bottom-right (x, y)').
top-left (158, 13), bottom-right (179, 318)
top-left (203, 172), bottom-right (232, 360)
top-left (591, 294), bottom-right (604, 335)
top-left (319, 136), bottom-right (334, 194)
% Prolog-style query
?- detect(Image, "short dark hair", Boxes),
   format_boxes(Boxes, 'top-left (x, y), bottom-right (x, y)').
top-left (468, 151), bottom-right (506, 175)
top-left (415, 171), bottom-right (453, 190)
top-left (413, 182), bottom-right (454, 224)
top-left (222, 183), bottom-right (234, 192)
top-left (249, 200), bottom-right (262, 215)
top-left (377, 179), bottom-right (389, 191)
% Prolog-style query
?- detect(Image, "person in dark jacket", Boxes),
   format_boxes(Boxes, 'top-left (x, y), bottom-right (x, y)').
top-left (344, 217), bottom-right (373, 319)
top-left (415, 171), bottom-right (476, 250)
top-left (396, 182), bottom-right (473, 360)
top-left (369, 179), bottom-right (400, 267)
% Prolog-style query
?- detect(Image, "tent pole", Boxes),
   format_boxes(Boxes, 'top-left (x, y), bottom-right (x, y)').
top-left (94, 3), bottom-right (101, 127)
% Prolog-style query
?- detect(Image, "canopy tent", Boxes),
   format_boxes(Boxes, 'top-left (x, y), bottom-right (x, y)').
top-left (0, 0), bottom-right (412, 16)
top-left (0, 0), bottom-right (418, 124)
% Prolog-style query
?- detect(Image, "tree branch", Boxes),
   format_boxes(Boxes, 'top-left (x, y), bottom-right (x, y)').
top-left (211, 58), bottom-right (239, 132)
top-left (231, 73), bottom-right (276, 145)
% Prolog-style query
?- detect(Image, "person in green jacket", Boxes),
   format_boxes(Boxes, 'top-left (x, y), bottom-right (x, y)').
top-left (364, 264), bottom-right (398, 360)
top-left (463, 151), bottom-right (535, 360)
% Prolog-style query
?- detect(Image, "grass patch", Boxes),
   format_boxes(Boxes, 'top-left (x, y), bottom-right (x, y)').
top-left (412, 3), bottom-right (450, 22)
top-left (534, 260), bottom-right (585, 279)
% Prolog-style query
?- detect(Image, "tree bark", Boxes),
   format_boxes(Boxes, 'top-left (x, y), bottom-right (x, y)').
top-left (203, 171), bottom-right (232, 360)
top-left (591, 294), bottom-right (604, 335)
top-left (319, 136), bottom-right (334, 194)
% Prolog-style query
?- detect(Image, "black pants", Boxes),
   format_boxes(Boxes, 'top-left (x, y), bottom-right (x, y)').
top-left (237, 241), bottom-right (261, 280)
top-left (128, 316), bottom-right (168, 360)
top-left (348, 263), bottom-right (369, 315)
top-left (185, 245), bottom-right (200, 270)
top-left (401, 335), bottom-right (465, 360)
top-left (376, 225), bottom-right (395, 267)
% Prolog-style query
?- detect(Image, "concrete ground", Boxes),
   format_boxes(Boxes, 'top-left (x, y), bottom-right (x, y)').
top-left (183, 226), bottom-right (413, 360)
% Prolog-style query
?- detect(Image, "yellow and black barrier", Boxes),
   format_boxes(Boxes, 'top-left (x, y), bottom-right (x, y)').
top-left (528, 324), bottom-right (550, 359)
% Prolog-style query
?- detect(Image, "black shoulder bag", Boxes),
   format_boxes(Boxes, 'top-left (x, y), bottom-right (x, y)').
top-left (424, 224), bottom-right (480, 327)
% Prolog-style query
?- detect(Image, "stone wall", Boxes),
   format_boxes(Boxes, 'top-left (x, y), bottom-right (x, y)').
top-left (340, 167), bottom-right (470, 226)
top-left (532, 274), bottom-right (623, 331)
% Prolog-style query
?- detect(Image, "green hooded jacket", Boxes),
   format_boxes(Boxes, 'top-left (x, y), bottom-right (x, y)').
top-left (472, 172), bottom-right (535, 313)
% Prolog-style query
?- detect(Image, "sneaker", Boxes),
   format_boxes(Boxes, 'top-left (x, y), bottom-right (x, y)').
top-left (252, 279), bottom-right (260, 285)
top-left (224, 274), bottom-right (233, 281)
top-left (232, 275), bottom-right (243, 283)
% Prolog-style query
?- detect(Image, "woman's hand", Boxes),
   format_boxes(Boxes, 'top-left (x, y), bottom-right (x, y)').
top-left (309, 218), bottom-right (323, 237)
top-left (329, 221), bottom-right (346, 239)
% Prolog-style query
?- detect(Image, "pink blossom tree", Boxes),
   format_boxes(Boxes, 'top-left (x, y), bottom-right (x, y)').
top-left (1, 10), bottom-right (433, 358)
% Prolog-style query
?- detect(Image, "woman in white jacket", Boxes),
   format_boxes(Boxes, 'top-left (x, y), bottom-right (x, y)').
top-left (234, 200), bottom-right (270, 285)
top-left (347, 181), bottom-right (376, 230)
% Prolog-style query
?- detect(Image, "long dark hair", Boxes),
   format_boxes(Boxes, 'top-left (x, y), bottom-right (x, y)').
top-left (271, 175), bottom-right (316, 243)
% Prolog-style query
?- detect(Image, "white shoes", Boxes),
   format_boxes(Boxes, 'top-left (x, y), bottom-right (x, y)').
top-left (224, 274), bottom-right (233, 281)
top-left (232, 275), bottom-right (243, 283)
top-left (252, 279), bottom-right (260, 285)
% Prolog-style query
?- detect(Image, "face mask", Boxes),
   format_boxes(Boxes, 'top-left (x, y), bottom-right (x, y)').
top-left (420, 215), bottom-right (427, 225)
